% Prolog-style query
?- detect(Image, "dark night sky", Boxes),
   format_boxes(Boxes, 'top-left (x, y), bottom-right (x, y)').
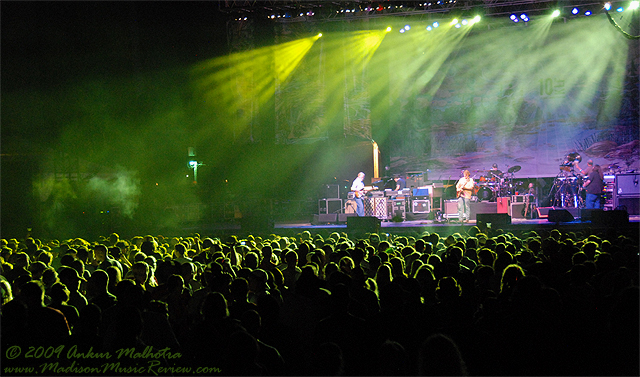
top-left (1, 1), bottom-right (230, 92)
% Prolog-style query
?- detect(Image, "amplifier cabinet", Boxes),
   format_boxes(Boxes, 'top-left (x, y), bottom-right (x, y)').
top-left (345, 199), bottom-right (357, 214)
top-left (444, 199), bottom-right (458, 219)
top-left (411, 199), bottom-right (431, 214)
top-left (616, 174), bottom-right (640, 196)
top-left (322, 184), bottom-right (340, 199)
top-left (319, 199), bottom-right (342, 214)
top-left (364, 198), bottom-right (387, 219)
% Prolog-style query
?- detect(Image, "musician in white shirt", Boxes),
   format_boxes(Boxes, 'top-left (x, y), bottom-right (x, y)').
top-left (456, 170), bottom-right (475, 223)
top-left (351, 172), bottom-right (365, 216)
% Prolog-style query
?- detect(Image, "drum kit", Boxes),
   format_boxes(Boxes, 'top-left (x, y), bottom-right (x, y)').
top-left (549, 152), bottom-right (585, 208)
top-left (473, 165), bottom-right (524, 202)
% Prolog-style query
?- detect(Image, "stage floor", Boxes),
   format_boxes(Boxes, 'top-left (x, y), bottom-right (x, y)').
top-left (191, 214), bottom-right (640, 238)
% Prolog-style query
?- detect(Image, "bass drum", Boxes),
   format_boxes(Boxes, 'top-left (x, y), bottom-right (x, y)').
top-left (477, 186), bottom-right (495, 202)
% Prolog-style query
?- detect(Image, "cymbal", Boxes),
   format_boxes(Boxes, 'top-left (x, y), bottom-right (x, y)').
top-left (507, 165), bottom-right (521, 173)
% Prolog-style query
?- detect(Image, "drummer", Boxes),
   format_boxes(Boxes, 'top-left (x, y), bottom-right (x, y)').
top-left (487, 163), bottom-right (503, 181)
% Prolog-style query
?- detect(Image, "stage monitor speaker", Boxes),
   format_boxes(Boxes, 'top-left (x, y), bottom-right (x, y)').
top-left (548, 209), bottom-right (574, 223)
top-left (591, 210), bottom-right (629, 226)
top-left (338, 213), bottom-right (356, 223)
top-left (476, 213), bottom-right (511, 225)
top-left (347, 216), bottom-right (381, 232)
top-left (312, 214), bottom-right (337, 225)
top-left (580, 209), bottom-right (603, 222)
top-left (536, 207), bottom-right (552, 218)
top-left (470, 201), bottom-right (498, 220)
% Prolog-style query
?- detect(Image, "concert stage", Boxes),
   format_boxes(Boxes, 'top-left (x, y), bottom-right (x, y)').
top-left (190, 212), bottom-right (640, 239)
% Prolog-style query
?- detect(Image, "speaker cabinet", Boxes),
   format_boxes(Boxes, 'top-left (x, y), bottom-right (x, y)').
top-left (312, 214), bottom-right (337, 225)
top-left (338, 213), bottom-right (356, 223)
top-left (509, 203), bottom-right (526, 218)
top-left (615, 197), bottom-right (639, 215)
top-left (547, 209), bottom-right (574, 222)
top-left (615, 174), bottom-right (640, 196)
top-left (591, 210), bottom-right (629, 226)
top-left (470, 202), bottom-right (498, 220)
top-left (347, 216), bottom-right (381, 232)
top-left (580, 209), bottom-right (603, 222)
top-left (476, 213), bottom-right (511, 225)
top-left (322, 184), bottom-right (340, 199)
top-left (319, 199), bottom-right (342, 214)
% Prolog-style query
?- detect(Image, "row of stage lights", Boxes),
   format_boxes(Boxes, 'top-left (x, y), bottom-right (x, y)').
top-left (510, 1), bottom-right (638, 23)
top-left (399, 15), bottom-right (481, 33)
top-left (235, 1), bottom-right (638, 22)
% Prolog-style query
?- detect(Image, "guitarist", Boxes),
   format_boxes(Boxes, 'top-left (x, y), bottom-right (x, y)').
top-left (351, 172), bottom-right (366, 216)
top-left (522, 183), bottom-right (537, 219)
top-left (456, 170), bottom-right (476, 223)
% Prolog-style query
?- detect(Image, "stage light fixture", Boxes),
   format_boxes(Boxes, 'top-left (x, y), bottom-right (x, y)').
top-left (552, 10), bottom-right (561, 17)
top-left (520, 13), bottom-right (528, 20)
top-left (510, 14), bottom-right (517, 21)
top-left (317, 33), bottom-right (323, 38)
top-left (571, 7), bottom-right (579, 15)
top-left (604, 2), bottom-right (611, 11)
top-left (585, 10), bottom-right (592, 15)
top-left (399, 28), bottom-right (406, 33)
top-left (426, 26), bottom-right (432, 31)
top-left (404, 24), bottom-right (411, 30)
top-left (386, 26), bottom-right (392, 32)
top-left (471, 15), bottom-right (481, 24)
top-left (461, 19), bottom-right (468, 25)
top-left (616, 7), bottom-right (624, 12)
top-left (631, 1), bottom-right (639, 10)
top-left (450, 18), bottom-right (458, 25)
top-left (455, 23), bottom-right (461, 28)
top-left (433, 21), bottom-right (439, 28)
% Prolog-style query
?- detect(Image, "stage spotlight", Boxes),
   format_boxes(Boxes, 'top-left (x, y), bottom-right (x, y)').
top-left (510, 14), bottom-right (518, 21)
top-left (450, 18), bottom-right (458, 25)
top-left (520, 13), bottom-right (528, 20)
top-left (426, 26), bottom-right (433, 31)
top-left (551, 9), bottom-right (561, 17)
top-left (471, 15), bottom-right (481, 24)
top-left (461, 19), bottom-right (468, 25)
top-left (585, 10), bottom-right (592, 15)
top-left (317, 33), bottom-right (323, 38)
top-left (400, 28), bottom-right (405, 33)
top-left (404, 24), bottom-right (411, 30)
top-left (455, 23), bottom-right (461, 28)
top-left (604, 2), bottom-right (611, 11)
top-left (386, 26), bottom-right (392, 32)
top-left (631, 1), bottom-right (639, 10)
top-left (616, 7), bottom-right (624, 12)
top-left (433, 21), bottom-right (439, 28)
top-left (571, 7), bottom-right (579, 15)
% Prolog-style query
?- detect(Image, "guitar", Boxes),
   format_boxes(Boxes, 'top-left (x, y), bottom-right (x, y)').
top-left (353, 186), bottom-right (377, 198)
top-left (457, 182), bottom-right (479, 198)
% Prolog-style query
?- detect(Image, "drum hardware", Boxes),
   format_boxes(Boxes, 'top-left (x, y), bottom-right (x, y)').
top-left (507, 165), bottom-right (521, 174)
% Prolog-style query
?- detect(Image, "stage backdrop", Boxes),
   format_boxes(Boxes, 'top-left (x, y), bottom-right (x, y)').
top-left (268, 14), bottom-right (639, 180)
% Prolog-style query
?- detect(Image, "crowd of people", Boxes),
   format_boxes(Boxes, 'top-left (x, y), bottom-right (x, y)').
top-left (1, 224), bottom-right (638, 376)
